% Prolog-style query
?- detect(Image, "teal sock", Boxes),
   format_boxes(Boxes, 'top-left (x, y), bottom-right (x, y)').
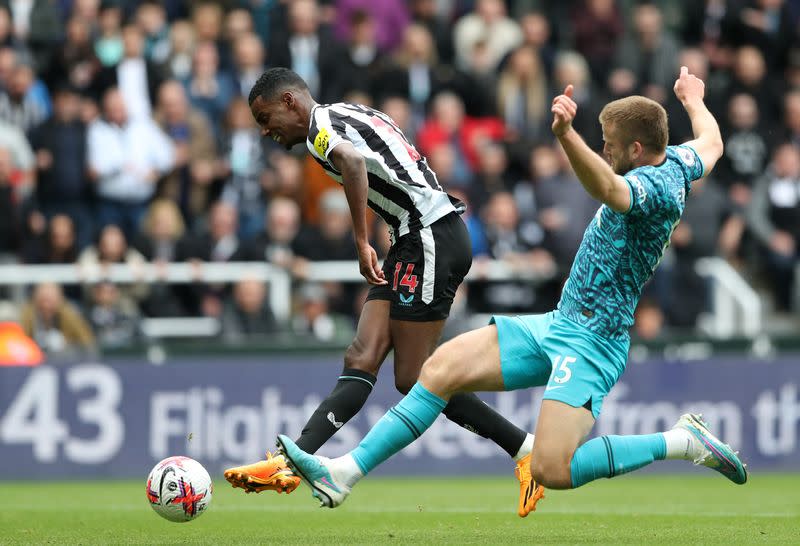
top-left (351, 383), bottom-right (447, 474)
top-left (570, 434), bottom-right (667, 488)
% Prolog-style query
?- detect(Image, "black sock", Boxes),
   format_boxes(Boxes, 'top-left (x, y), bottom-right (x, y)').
top-left (442, 393), bottom-right (527, 458)
top-left (294, 368), bottom-right (377, 453)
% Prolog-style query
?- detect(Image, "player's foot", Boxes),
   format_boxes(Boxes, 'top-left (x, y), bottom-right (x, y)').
top-left (224, 451), bottom-right (300, 494)
top-left (514, 453), bottom-right (545, 517)
top-left (674, 413), bottom-right (748, 484)
top-left (276, 434), bottom-right (352, 508)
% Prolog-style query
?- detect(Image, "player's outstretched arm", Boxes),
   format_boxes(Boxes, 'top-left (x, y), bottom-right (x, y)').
top-left (329, 142), bottom-right (387, 285)
top-left (674, 66), bottom-right (724, 176)
top-left (552, 85), bottom-right (631, 213)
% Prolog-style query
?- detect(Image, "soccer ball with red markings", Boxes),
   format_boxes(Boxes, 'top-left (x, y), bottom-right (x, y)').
top-left (146, 456), bottom-right (213, 522)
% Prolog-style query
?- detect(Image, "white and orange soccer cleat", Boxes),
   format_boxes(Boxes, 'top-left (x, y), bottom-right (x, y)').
top-left (515, 453), bottom-right (545, 517)
top-left (224, 451), bottom-right (301, 494)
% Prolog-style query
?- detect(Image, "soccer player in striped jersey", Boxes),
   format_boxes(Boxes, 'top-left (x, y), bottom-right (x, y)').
top-left (224, 68), bottom-right (544, 517)
top-left (276, 68), bottom-right (749, 510)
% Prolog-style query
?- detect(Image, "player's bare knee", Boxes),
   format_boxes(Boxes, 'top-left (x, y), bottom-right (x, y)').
top-left (418, 349), bottom-right (459, 395)
top-left (530, 457), bottom-right (572, 490)
top-left (343, 342), bottom-right (380, 375)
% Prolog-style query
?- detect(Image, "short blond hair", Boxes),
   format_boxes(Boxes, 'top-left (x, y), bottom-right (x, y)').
top-left (599, 96), bottom-right (668, 154)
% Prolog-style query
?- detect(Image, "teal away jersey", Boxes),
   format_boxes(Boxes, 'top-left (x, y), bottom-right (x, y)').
top-left (558, 145), bottom-right (705, 340)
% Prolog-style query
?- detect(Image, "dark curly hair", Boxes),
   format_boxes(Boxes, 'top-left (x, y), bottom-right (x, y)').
top-left (248, 67), bottom-right (309, 105)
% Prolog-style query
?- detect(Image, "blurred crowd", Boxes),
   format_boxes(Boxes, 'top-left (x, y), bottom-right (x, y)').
top-left (0, 0), bottom-right (798, 357)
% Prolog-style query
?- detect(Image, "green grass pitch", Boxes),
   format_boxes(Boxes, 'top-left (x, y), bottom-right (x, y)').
top-left (2, 474), bottom-right (798, 544)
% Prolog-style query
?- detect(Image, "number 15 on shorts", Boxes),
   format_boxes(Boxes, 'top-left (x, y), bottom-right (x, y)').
top-left (552, 355), bottom-right (576, 384)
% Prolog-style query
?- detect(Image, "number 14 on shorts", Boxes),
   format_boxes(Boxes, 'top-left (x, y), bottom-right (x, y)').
top-left (552, 355), bottom-right (576, 384)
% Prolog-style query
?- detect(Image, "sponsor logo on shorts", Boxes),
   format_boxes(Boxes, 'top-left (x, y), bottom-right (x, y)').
top-left (399, 293), bottom-right (414, 306)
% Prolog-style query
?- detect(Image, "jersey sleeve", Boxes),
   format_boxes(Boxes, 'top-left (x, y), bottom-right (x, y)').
top-left (623, 169), bottom-right (665, 218)
top-left (670, 144), bottom-right (705, 182)
top-left (307, 107), bottom-right (350, 163)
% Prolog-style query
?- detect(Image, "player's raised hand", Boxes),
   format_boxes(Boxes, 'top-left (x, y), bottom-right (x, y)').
top-left (357, 242), bottom-right (387, 285)
top-left (551, 85), bottom-right (577, 137)
top-left (673, 66), bottom-right (705, 105)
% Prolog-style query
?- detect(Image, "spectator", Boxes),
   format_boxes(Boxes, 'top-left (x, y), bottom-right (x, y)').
top-left (219, 98), bottom-right (268, 241)
top-left (291, 282), bottom-right (355, 343)
top-left (409, 0), bottom-right (454, 65)
top-left (293, 189), bottom-right (358, 313)
top-left (530, 144), bottom-right (598, 272)
top-left (728, 0), bottom-right (793, 71)
top-left (134, 199), bottom-right (192, 317)
top-left (723, 46), bottom-right (782, 123)
top-left (453, 0), bottom-right (523, 75)
top-left (469, 141), bottom-right (515, 212)
top-left (632, 297), bottom-right (666, 341)
top-left (231, 32), bottom-right (266, 98)
top-left (221, 277), bottom-right (280, 340)
top-left (416, 91), bottom-right (505, 178)
top-left (134, 198), bottom-right (188, 263)
top-left (93, 2), bottom-right (123, 67)
top-left (470, 191), bottom-right (556, 313)
top-left (496, 46), bottom-right (550, 143)
top-left (570, 0), bottom-right (625, 86)
top-left (87, 87), bottom-right (175, 239)
top-left (85, 279), bottom-right (140, 349)
top-left (747, 143), bottom-right (800, 312)
top-left (92, 23), bottom-right (166, 121)
top-left (166, 19), bottom-right (195, 80)
top-left (235, 196), bottom-right (300, 269)
top-left (0, 116), bottom-right (33, 179)
top-left (29, 84), bottom-right (92, 248)
top-left (334, 0), bottom-right (410, 54)
top-left (268, 0), bottom-right (340, 103)
top-left (136, 0), bottom-right (170, 66)
top-left (782, 90), bottom-right (800, 147)
top-left (191, 2), bottom-right (223, 46)
top-left (517, 12), bottom-right (555, 77)
top-left (0, 145), bottom-right (16, 255)
top-left (552, 50), bottom-right (606, 152)
top-left (0, 0), bottom-right (61, 73)
top-left (384, 23), bottom-right (492, 121)
top-left (20, 282), bottom-right (95, 358)
top-left (183, 201), bottom-right (242, 318)
top-left (47, 15), bottom-right (98, 93)
top-left (78, 224), bottom-right (149, 305)
top-left (22, 213), bottom-right (78, 265)
top-left (661, 177), bottom-right (743, 327)
top-left (0, 61), bottom-right (50, 132)
top-left (154, 79), bottom-right (217, 227)
top-left (337, 10), bottom-right (389, 99)
top-left (716, 93), bottom-right (771, 209)
top-left (220, 8), bottom-right (255, 73)
top-left (183, 40), bottom-right (236, 135)
top-left (612, 2), bottom-right (680, 103)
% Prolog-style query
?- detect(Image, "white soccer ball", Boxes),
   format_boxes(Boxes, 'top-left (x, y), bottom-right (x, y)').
top-left (146, 456), bottom-right (213, 522)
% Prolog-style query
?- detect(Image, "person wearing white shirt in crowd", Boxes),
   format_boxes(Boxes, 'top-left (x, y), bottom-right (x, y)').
top-left (87, 87), bottom-right (175, 240)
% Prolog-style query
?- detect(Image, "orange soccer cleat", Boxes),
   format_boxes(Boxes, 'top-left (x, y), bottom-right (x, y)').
top-left (514, 453), bottom-right (545, 517)
top-left (224, 451), bottom-right (301, 494)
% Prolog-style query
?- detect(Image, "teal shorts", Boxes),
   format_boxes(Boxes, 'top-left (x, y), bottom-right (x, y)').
top-left (490, 311), bottom-right (629, 419)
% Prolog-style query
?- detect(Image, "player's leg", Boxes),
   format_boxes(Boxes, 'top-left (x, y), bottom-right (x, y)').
top-left (294, 299), bottom-right (392, 452)
top-left (531, 320), bottom-right (747, 489)
top-left (277, 324), bottom-right (510, 507)
top-left (390, 318), bottom-right (532, 463)
top-left (534, 400), bottom-right (748, 489)
top-left (224, 298), bottom-right (391, 494)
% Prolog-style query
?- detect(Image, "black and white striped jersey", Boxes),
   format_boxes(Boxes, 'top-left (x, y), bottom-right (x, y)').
top-left (306, 103), bottom-right (464, 240)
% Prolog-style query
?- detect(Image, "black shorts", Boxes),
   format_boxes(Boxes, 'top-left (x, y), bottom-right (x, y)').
top-left (367, 212), bottom-right (472, 321)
